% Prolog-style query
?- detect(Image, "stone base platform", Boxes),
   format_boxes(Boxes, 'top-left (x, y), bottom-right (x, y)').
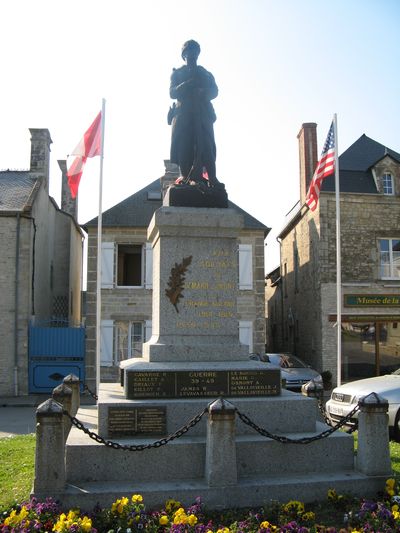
top-left (58, 471), bottom-right (387, 511)
top-left (50, 384), bottom-right (389, 510)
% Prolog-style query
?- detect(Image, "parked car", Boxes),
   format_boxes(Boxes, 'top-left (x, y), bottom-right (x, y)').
top-left (250, 353), bottom-right (323, 392)
top-left (325, 369), bottom-right (400, 439)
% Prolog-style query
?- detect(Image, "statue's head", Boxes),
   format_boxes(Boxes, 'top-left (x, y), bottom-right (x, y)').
top-left (181, 40), bottom-right (201, 61)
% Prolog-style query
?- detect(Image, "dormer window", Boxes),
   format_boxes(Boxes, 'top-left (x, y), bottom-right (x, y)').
top-left (382, 173), bottom-right (394, 195)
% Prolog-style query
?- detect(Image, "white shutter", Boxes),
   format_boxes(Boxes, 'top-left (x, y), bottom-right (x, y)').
top-left (239, 320), bottom-right (253, 353)
top-left (239, 244), bottom-right (253, 290)
top-left (145, 320), bottom-right (152, 341)
top-left (100, 319), bottom-right (114, 367)
top-left (101, 242), bottom-right (114, 288)
top-left (145, 242), bottom-right (153, 289)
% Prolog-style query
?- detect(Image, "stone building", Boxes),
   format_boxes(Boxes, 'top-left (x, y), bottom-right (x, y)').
top-left (266, 123), bottom-right (400, 383)
top-left (0, 130), bottom-right (84, 396)
top-left (84, 162), bottom-right (270, 387)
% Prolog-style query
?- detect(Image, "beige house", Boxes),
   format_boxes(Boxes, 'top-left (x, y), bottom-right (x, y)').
top-left (0, 129), bottom-right (84, 396)
top-left (266, 123), bottom-right (400, 383)
top-left (84, 163), bottom-right (270, 388)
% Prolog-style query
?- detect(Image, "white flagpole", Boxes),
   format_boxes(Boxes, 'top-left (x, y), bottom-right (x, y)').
top-left (333, 113), bottom-right (342, 386)
top-left (96, 98), bottom-right (106, 397)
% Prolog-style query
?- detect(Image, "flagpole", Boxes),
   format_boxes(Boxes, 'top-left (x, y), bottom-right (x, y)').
top-left (333, 113), bottom-right (342, 386)
top-left (96, 98), bottom-right (106, 397)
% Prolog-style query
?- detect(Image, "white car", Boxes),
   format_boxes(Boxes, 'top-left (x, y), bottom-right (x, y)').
top-left (325, 369), bottom-right (400, 439)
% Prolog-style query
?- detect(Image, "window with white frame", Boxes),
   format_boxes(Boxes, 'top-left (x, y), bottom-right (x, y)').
top-left (115, 321), bottom-right (144, 362)
top-left (379, 238), bottom-right (400, 279)
top-left (382, 173), bottom-right (394, 195)
top-left (100, 319), bottom-right (152, 366)
top-left (101, 242), bottom-right (153, 289)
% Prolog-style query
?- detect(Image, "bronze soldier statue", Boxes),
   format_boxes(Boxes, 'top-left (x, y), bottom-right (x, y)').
top-left (169, 40), bottom-right (219, 187)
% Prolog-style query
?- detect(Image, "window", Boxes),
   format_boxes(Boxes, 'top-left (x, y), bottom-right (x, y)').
top-left (379, 238), bottom-right (400, 279)
top-left (118, 244), bottom-right (142, 286)
top-left (101, 242), bottom-right (153, 289)
top-left (101, 320), bottom-right (152, 366)
top-left (382, 173), bottom-right (394, 195)
top-left (115, 321), bottom-right (144, 362)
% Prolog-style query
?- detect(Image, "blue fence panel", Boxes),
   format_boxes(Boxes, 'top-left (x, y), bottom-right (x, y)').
top-left (28, 324), bottom-right (85, 393)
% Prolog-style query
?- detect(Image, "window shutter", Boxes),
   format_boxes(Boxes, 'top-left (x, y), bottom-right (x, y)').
top-left (100, 320), bottom-right (114, 367)
top-left (145, 320), bottom-right (152, 341)
top-left (239, 244), bottom-right (253, 290)
top-left (101, 242), bottom-right (114, 288)
top-left (239, 320), bottom-right (253, 353)
top-left (145, 242), bottom-right (153, 289)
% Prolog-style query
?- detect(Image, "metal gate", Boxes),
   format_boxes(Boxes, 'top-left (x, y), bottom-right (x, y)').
top-left (28, 320), bottom-right (85, 393)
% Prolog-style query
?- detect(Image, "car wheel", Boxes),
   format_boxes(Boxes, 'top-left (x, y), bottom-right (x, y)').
top-left (393, 410), bottom-right (400, 442)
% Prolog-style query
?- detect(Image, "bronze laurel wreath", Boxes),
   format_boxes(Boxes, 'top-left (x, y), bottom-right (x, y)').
top-left (165, 256), bottom-right (193, 313)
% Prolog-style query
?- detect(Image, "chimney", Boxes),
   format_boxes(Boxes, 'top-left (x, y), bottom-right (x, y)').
top-left (297, 123), bottom-right (318, 205)
top-left (58, 160), bottom-right (78, 219)
top-left (29, 129), bottom-right (52, 192)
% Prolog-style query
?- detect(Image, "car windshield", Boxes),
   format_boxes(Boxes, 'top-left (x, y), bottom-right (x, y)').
top-left (267, 354), bottom-right (308, 369)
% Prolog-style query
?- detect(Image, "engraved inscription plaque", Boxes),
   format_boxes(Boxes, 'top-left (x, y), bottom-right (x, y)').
top-left (126, 369), bottom-right (280, 399)
top-left (108, 406), bottom-right (166, 437)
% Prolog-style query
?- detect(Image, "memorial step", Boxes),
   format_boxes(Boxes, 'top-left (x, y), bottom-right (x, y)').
top-left (97, 384), bottom-right (319, 437)
top-left (65, 421), bottom-right (354, 484)
top-left (59, 470), bottom-right (387, 511)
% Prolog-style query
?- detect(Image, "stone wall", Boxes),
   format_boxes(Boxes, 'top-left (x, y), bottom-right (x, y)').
top-left (0, 215), bottom-right (34, 395)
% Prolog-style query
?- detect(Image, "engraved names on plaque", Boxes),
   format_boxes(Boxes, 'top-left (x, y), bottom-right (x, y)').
top-left (175, 248), bottom-right (238, 333)
top-left (108, 406), bottom-right (166, 437)
top-left (126, 369), bottom-right (280, 399)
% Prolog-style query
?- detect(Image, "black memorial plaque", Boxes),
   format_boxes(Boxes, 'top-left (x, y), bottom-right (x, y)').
top-left (126, 369), bottom-right (280, 399)
top-left (108, 406), bottom-right (166, 437)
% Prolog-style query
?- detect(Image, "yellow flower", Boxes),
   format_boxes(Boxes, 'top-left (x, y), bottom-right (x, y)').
top-left (81, 515), bottom-right (93, 532)
top-left (173, 508), bottom-right (188, 525)
top-left (284, 500), bottom-right (305, 515)
top-left (188, 514), bottom-right (198, 526)
top-left (4, 506), bottom-right (29, 527)
top-left (386, 478), bottom-right (396, 489)
top-left (260, 520), bottom-right (271, 528)
top-left (327, 488), bottom-right (337, 500)
top-left (165, 498), bottom-right (182, 513)
top-left (159, 515), bottom-right (169, 526)
top-left (302, 511), bottom-right (316, 521)
top-left (132, 494), bottom-right (143, 503)
top-left (216, 528), bottom-right (230, 533)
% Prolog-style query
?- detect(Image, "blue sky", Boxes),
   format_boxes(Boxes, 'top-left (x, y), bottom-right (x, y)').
top-left (1, 0), bottom-right (399, 271)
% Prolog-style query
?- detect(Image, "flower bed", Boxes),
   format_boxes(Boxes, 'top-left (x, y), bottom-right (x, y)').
top-left (1, 480), bottom-right (400, 532)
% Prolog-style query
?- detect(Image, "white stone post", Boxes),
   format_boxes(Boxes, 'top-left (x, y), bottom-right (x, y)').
top-left (63, 374), bottom-right (80, 416)
top-left (33, 398), bottom-right (65, 495)
top-left (52, 383), bottom-right (73, 441)
top-left (356, 392), bottom-right (392, 476)
top-left (205, 398), bottom-right (237, 487)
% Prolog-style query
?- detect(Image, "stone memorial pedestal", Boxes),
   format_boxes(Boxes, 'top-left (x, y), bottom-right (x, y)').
top-left (101, 206), bottom-right (281, 434)
top-left (41, 205), bottom-right (390, 510)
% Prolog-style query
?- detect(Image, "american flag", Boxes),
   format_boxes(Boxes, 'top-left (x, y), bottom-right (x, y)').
top-left (305, 121), bottom-right (335, 211)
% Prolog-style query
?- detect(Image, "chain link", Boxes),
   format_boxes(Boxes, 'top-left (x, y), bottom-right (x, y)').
top-left (64, 397), bottom-right (360, 450)
top-left (63, 406), bottom-right (207, 451)
top-left (82, 383), bottom-right (98, 401)
top-left (235, 403), bottom-right (360, 444)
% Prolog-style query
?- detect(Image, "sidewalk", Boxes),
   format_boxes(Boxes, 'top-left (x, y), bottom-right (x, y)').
top-left (0, 393), bottom-right (95, 438)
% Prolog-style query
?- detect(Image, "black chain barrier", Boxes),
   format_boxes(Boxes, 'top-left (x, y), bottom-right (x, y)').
top-left (82, 383), bottom-right (98, 401)
top-left (235, 403), bottom-right (360, 444)
top-left (63, 398), bottom-right (360, 450)
top-left (63, 406), bottom-right (208, 451)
